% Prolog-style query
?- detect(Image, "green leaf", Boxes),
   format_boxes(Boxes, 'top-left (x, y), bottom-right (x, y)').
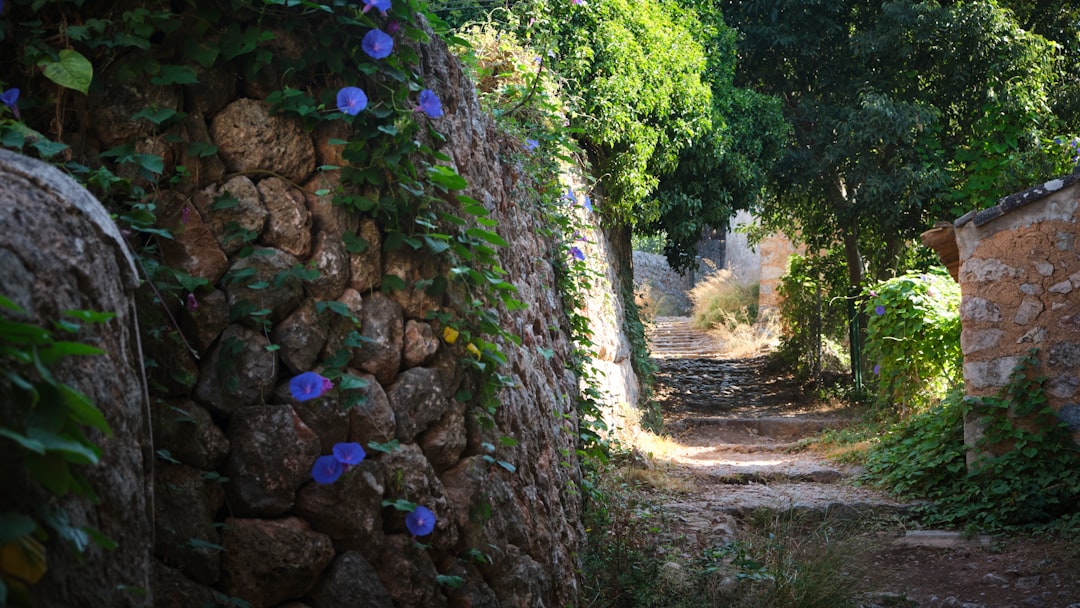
top-left (0, 513), bottom-right (37, 546)
top-left (25, 453), bottom-right (71, 496)
top-left (57, 383), bottom-right (111, 434)
top-left (0, 429), bottom-right (46, 454)
top-left (426, 165), bottom-right (468, 190)
top-left (151, 64), bottom-right (200, 86)
top-left (28, 429), bottom-right (100, 465)
top-left (130, 106), bottom-right (179, 125)
top-left (40, 49), bottom-right (93, 94)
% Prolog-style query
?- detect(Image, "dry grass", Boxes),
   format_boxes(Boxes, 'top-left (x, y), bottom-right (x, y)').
top-left (689, 269), bottom-right (758, 329)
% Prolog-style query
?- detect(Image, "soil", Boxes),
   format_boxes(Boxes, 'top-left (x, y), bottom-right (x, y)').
top-left (643, 318), bottom-right (1080, 608)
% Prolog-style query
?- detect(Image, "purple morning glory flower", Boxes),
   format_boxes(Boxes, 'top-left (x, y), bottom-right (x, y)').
top-left (562, 188), bottom-right (577, 203)
top-left (582, 195), bottom-right (593, 212)
top-left (525, 138), bottom-right (539, 151)
top-left (361, 0), bottom-right (391, 15)
top-left (415, 89), bottom-right (443, 118)
top-left (386, 21), bottom-right (401, 35)
top-left (290, 371), bottom-right (331, 401)
top-left (321, 375), bottom-right (334, 393)
top-left (336, 86), bottom-right (368, 116)
top-left (874, 305), bottom-right (885, 316)
top-left (312, 455), bottom-right (345, 484)
top-left (0, 88), bottom-right (20, 119)
top-left (185, 293), bottom-right (198, 312)
top-left (332, 442), bottom-right (366, 466)
top-left (873, 364), bottom-right (881, 376)
top-left (362, 29), bottom-right (394, 60)
top-left (406, 505), bottom-right (436, 537)
top-left (570, 246), bottom-right (585, 261)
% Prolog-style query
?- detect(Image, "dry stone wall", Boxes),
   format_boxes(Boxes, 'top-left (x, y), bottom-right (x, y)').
top-left (13, 13), bottom-right (588, 608)
top-left (953, 170), bottom-right (1080, 447)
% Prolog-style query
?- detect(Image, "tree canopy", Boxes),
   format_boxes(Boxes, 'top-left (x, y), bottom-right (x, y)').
top-left (723, 0), bottom-right (1073, 286)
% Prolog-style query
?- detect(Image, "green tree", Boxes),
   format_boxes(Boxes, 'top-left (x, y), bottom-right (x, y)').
top-left (723, 0), bottom-right (1066, 288)
top-left (550, 0), bottom-right (713, 225)
top-left (643, 3), bottom-right (788, 271)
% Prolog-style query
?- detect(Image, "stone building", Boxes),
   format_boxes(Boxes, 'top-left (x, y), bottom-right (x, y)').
top-left (924, 168), bottom-right (1080, 449)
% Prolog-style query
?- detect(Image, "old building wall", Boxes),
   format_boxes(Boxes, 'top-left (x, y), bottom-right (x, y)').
top-left (954, 171), bottom-right (1080, 446)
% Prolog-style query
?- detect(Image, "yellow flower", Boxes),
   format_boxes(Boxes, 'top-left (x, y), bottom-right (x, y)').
top-left (442, 326), bottom-right (459, 344)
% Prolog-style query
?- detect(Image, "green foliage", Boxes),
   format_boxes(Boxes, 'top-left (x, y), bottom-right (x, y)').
top-left (726, 0), bottom-right (1071, 288)
top-left (549, 0), bottom-right (712, 225)
top-left (864, 352), bottom-right (1080, 530)
top-left (774, 253), bottom-right (850, 383)
top-left (863, 269), bottom-right (961, 413)
top-left (0, 296), bottom-right (115, 603)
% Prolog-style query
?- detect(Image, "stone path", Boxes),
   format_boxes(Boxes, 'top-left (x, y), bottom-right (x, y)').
top-left (647, 317), bottom-right (905, 518)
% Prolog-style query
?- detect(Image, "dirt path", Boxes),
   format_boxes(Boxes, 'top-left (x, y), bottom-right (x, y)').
top-left (643, 317), bottom-right (1080, 608)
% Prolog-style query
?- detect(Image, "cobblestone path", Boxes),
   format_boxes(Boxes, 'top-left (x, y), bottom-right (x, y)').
top-left (647, 317), bottom-right (904, 517)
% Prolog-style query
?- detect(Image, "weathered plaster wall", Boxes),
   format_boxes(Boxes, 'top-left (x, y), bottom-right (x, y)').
top-left (954, 170), bottom-right (1080, 446)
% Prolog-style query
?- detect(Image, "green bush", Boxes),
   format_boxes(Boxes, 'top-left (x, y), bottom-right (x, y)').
top-left (775, 253), bottom-right (850, 383)
top-left (862, 269), bottom-right (961, 413)
top-left (864, 352), bottom-right (1080, 530)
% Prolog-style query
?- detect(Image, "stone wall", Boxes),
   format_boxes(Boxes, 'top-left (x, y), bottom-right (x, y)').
top-left (1, 9), bottom-right (590, 608)
top-left (953, 169), bottom-right (1080, 447)
top-left (0, 150), bottom-right (154, 607)
top-left (756, 231), bottom-right (801, 319)
top-left (633, 250), bottom-right (693, 316)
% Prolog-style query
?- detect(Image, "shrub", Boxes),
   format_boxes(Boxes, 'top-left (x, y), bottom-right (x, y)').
top-left (689, 269), bottom-right (758, 330)
top-left (774, 253), bottom-right (850, 383)
top-left (862, 269), bottom-right (961, 413)
top-left (863, 352), bottom-right (1080, 530)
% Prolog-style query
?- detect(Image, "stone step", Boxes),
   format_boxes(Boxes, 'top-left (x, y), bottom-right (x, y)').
top-left (667, 416), bottom-right (851, 441)
top-left (660, 481), bottom-right (908, 519)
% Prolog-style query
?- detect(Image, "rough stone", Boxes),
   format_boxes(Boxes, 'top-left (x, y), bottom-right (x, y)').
top-left (192, 175), bottom-right (268, 256)
top-left (1048, 342), bottom-right (1080, 368)
top-left (152, 561), bottom-right (219, 608)
top-left (419, 399), bottom-right (467, 471)
top-left (151, 399), bottom-right (230, 470)
top-left (309, 551), bottom-right (394, 608)
top-left (1014, 297), bottom-right (1044, 325)
top-left (320, 287), bottom-right (364, 358)
top-left (154, 463), bottom-right (226, 585)
top-left (1048, 375), bottom-right (1080, 399)
top-left (1048, 280), bottom-right (1073, 294)
top-left (307, 230), bottom-right (350, 300)
top-left (223, 404), bottom-right (321, 516)
top-left (960, 329), bottom-right (1003, 355)
top-left (294, 459), bottom-right (386, 561)
top-left (313, 119), bottom-right (353, 169)
top-left (958, 258), bottom-right (1022, 283)
top-left (1017, 326), bottom-right (1046, 344)
top-left (256, 176), bottom-right (312, 257)
top-left (964, 356), bottom-right (1023, 390)
top-left (1035, 261), bottom-right (1055, 276)
top-left (352, 292), bottom-right (404, 384)
top-left (403, 319), bottom-right (440, 368)
top-left (1020, 283), bottom-right (1044, 296)
top-left (303, 172), bottom-right (357, 238)
top-left (349, 218), bottom-right (383, 292)
top-left (291, 381), bottom-right (351, 453)
top-left (0, 150), bottom-right (154, 607)
top-left (194, 324), bottom-right (278, 416)
top-left (272, 299), bottom-right (328, 375)
top-left (180, 289), bottom-right (230, 355)
top-left (388, 366), bottom-right (450, 442)
top-left (159, 197), bottom-right (230, 284)
top-left (88, 75), bottom-right (181, 148)
top-left (384, 247), bottom-right (444, 318)
top-left (143, 322), bottom-right (201, 397)
top-left (379, 443), bottom-right (458, 550)
top-left (220, 517), bottom-right (334, 608)
top-left (376, 535), bottom-right (448, 608)
top-left (224, 247), bottom-right (303, 326)
top-left (960, 296), bottom-right (1002, 323)
top-left (1059, 403), bottom-right (1080, 431)
top-left (209, 98), bottom-right (316, 183)
top-left (348, 372), bottom-right (397, 446)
